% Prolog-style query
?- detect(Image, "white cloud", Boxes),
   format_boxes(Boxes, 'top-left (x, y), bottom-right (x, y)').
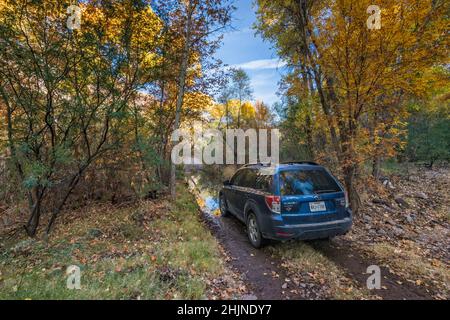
top-left (231, 59), bottom-right (287, 71)
top-left (223, 27), bottom-right (252, 37)
top-left (250, 71), bottom-right (282, 106)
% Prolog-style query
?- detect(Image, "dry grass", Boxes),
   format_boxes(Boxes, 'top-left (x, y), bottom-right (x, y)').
top-left (0, 185), bottom-right (236, 300)
top-left (368, 242), bottom-right (449, 299)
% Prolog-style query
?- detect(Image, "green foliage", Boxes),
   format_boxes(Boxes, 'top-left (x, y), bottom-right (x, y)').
top-left (406, 107), bottom-right (450, 165)
top-left (405, 70), bottom-right (450, 165)
top-left (22, 161), bottom-right (51, 189)
top-left (277, 98), bottom-right (316, 162)
top-left (0, 0), bottom-right (167, 234)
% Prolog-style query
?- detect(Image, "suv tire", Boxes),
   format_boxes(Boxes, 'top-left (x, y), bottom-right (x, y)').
top-left (219, 194), bottom-right (230, 217)
top-left (247, 212), bottom-right (266, 248)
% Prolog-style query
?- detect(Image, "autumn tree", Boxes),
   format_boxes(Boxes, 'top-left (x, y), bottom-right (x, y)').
top-left (156, 0), bottom-right (234, 199)
top-left (0, 0), bottom-right (162, 235)
top-left (253, 100), bottom-right (272, 129)
top-left (217, 84), bottom-right (234, 130)
top-left (256, 0), bottom-right (449, 212)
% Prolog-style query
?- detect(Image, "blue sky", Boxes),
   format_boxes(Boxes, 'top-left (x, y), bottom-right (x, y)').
top-left (215, 0), bottom-right (285, 107)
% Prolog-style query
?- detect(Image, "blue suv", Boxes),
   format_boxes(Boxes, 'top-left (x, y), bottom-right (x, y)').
top-left (219, 162), bottom-right (352, 248)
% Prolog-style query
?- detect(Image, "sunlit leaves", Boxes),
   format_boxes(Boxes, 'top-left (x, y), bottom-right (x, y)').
top-left (256, 0), bottom-right (448, 164)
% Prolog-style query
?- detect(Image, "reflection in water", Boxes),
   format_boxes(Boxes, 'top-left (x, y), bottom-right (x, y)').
top-left (205, 197), bottom-right (219, 213)
top-left (188, 175), bottom-right (220, 217)
top-left (187, 165), bottom-right (234, 218)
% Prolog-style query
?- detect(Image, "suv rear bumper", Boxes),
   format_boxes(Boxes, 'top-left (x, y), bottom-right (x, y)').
top-left (262, 215), bottom-right (353, 241)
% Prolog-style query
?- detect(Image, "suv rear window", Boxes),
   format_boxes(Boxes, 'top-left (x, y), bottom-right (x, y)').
top-left (279, 169), bottom-right (341, 196)
top-left (238, 169), bottom-right (272, 192)
top-left (232, 168), bottom-right (273, 192)
top-left (255, 170), bottom-right (273, 193)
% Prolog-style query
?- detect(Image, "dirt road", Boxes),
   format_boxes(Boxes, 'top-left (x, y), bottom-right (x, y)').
top-left (202, 208), bottom-right (433, 300)
top-left (190, 178), bottom-right (433, 300)
top-left (189, 171), bottom-right (434, 300)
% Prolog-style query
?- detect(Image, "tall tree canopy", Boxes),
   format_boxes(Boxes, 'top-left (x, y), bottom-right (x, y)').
top-left (0, 0), bottom-right (233, 235)
top-left (256, 0), bottom-right (449, 212)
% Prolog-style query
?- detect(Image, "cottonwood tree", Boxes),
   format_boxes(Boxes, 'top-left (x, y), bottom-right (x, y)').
top-left (256, 0), bottom-right (448, 212)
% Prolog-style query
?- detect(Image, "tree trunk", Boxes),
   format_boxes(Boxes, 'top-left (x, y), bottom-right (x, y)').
top-left (24, 188), bottom-right (44, 237)
top-left (25, 206), bottom-right (41, 237)
top-left (372, 155), bottom-right (381, 179)
top-left (305, 113), bottom-right (314, 159)
top-left (225, 101), bottom-right (229, 130)
top-left (237, 97), bottom-right (242, 129)
top-left (170, 2), bottom-right (193, 199)
top-left (303, 67), bottom-right (314, 160)
top-left (343, 164), bottom-right (361, 214)
top-left (314, 73), bottom-right (342, 160)
top-left (428, 158), bottom-right (435, 169)
top-left (46, 170), bottom-right (83, 234)
top-left (133, 102), bottom-right (151, 186)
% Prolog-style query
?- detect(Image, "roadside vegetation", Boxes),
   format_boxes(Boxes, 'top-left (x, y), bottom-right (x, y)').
top-left (0, 186), bottom-right (245, 299)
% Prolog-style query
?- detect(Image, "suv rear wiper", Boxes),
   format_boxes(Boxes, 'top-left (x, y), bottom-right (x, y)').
top-left (314, 190), bottom-right (339, 194)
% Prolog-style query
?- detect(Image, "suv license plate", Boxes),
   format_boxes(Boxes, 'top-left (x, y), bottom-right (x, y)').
top-left (309, 201), bottom-right (326, 212)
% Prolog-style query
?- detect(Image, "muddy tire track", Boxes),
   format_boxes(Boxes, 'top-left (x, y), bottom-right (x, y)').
top-left (200, 206), bottom-right (434, 300)
top-left (309, 239), bottom-right (434, 300)
top-left (190, 176), bottom-right (433, 300)
top-left (201, 211), bottom-right (305, 300)
top-left (189, 175), bottom-right (305, 299)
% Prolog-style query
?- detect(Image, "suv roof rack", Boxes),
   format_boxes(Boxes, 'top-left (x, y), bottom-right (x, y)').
top-left (242, 162), bottom-right (272, 168)
top-left (242, 161), bottom-right (319, 168)
top-left (281, 161), bottom-right (319, 166)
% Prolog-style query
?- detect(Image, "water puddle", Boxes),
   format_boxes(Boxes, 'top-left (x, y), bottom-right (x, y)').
top-left (187, 169), bottom-right (225, 232)
top-left (188, 175), bottom-right (220, 216)
top-left (186, 168), bottom-right (300, 300)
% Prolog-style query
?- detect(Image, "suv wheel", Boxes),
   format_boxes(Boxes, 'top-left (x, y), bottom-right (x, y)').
top-left (247, 212), bottom-right (265, 248)
top-left (219, 194), bottom-right (230, 217)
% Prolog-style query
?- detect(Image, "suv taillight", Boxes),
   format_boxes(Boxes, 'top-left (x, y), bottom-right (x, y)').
top-left (265, 196), bottom-right (281, 214)
top-left (344, 190), bottom-right (350, 208)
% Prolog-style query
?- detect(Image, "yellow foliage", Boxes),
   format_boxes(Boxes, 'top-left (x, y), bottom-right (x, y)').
top-left (256, 0), bottom-right (449, 167)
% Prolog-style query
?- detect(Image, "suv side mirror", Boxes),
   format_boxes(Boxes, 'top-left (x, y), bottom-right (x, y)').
top-left (223, 179), bottom-right (231, 186)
